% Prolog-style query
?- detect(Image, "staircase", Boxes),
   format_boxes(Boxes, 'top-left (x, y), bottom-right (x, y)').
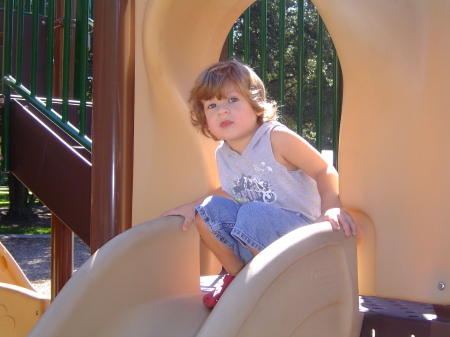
top-left (1, 2), bottom-right (134, 298)
top-left (0, 6), bottom-right (93, 245)
top-left (8, 98), bottom-right (92, 244)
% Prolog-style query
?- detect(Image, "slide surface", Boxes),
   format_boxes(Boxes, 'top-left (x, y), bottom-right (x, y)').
top-left (27, 217), bottom-right (361, 336)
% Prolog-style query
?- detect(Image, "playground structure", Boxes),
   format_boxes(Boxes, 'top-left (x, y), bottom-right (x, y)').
top-left (1, 0), bottom-right (450, 336)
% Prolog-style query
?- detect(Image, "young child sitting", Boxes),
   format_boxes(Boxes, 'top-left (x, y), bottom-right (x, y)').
top-left (160, 60), bottom-right (357, 308)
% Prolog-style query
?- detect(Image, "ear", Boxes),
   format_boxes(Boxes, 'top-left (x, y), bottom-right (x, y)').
top-left (255, 110), bottom-right (264, 117)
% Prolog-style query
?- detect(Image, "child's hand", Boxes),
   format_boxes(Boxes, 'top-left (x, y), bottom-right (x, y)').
top-left (314, 208), bottom-right (357, 237)
top-left (159, 202), bottom-right (197, 231)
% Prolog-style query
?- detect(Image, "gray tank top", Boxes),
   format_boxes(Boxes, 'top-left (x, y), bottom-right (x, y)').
top-left (216, 121), bottom-right (321, 221)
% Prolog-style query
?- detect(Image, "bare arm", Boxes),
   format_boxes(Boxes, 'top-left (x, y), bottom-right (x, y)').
top-left (159, 187), bottom-right (232, 231)
top-left (271, 128), bottom-right (357, 237)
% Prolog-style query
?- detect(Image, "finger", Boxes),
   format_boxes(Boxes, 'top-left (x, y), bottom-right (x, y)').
top-left (182, 218), bottom-right (193, 231)
top-left (342, 224), bottom-right (351, 237)
top-left (328, 217), bottom-right (341, 231)
top-left (339, 214), bottom-right (358, 237)
top-left (334, 214), bottom-right (349, 237)
top-left (342, 212), bottom-right (358, 236)
top-left (348, 218), bottom-right (358, 236)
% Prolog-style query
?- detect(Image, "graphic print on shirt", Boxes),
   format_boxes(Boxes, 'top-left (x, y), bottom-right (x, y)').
top-left (232, 162), bottom-right (277, 204)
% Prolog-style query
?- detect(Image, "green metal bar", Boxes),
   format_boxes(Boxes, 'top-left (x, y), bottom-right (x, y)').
top-left (2, 0), bottom-right (14, 172)
top-left (227, 28), bottom-right (234, 59)
top-left (15, 0), bottom-right (24, 85)
top-left (61, 0), bottom-right (72, 123)
top-left (75, 0), bottom-right (89, 137)
top-left (46, 0), bottom-right (55, 110)
top-left (3, 76), bottom-right (92, 150)
top-left (332, 49), bottom-right (342, 168)
top-left (244, 7), bottom-right (250, 64)
top-left (88, 0), bottom-right (94, 19)
top-left (30, 0), bottom-right (39, 96)
top-left (315, 14), bottom-right (323, 151)
top-left (1, 88), bottom-right (11, 172)
top-left (39, 0), bottom-right (46, 15)
top-left (296, 0), bottom-right (305, 136)
top-left (259, 0), bottom-right (267, 84)
top-left (278, 0), bottom-right (286, 116)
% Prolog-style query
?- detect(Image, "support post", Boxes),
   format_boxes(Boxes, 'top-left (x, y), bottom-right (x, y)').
top-left (51, 214), bottom-right (74, 300)
top-left (90, 0), bottom-right (135, 253)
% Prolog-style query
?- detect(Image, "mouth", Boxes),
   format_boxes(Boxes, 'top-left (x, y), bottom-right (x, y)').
top-left (220, 120), bottom-right (233, 128)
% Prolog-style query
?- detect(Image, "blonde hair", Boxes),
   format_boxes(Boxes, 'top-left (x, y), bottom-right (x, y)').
top-left (189, 60), bottom-right (278, 141)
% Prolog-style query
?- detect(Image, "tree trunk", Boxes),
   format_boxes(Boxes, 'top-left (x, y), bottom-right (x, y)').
top-left (4, 173), bottom-right (36, 220)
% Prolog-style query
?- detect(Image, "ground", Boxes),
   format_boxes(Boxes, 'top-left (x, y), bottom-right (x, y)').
top-left (0, 204), bottom-right (51, 228)
top-left (0, 204), bottom-right (87, 297)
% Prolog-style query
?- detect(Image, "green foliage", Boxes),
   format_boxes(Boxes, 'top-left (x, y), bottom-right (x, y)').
top-left (0, 187), bottom-right (48, 235)
top-left (229, 0), bottom-right (341, 151)
top-left (0, 225), bottom-right (51, 235)
top-left (0, 190), bottom-right (9, 206)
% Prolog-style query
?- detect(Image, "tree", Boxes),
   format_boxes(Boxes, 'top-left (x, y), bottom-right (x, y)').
top-left (228, 0), bottom-right (340, 151)
top-left (3, 173), bottom-right (38, 221)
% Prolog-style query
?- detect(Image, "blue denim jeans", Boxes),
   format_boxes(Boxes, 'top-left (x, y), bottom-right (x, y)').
top-left (195, 196), bottom-right (313, 265)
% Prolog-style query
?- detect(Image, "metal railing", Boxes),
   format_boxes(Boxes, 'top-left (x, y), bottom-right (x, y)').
top-left (228, 0), bottom-right (342, 167)
top-left (1, 0), bottom-right (93, 171)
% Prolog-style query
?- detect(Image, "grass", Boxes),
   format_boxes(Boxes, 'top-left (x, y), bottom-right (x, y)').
top-left (0, 225), bottom-right (51, 235)
top-left (0, 187), bottom-right (51, 235)
top-left (0, 188), bottom-right (9, 206)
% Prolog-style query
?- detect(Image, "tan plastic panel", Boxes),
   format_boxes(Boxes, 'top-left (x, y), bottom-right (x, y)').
top-left (28, 218), bottom-right (361, 337)
top-left (0, 243), bottom-right (50, 337)
top-left (198, 222), bottom-right (362, 337)
top-left (0, 284), bottom-right (49, 337)
top-left (313, 0), bottom-right (450, 305)
top-left (28, 217), bottom-right (210, 337)
top-left (133, 0), bottom-right (256, 276)
top-left (0, 242), bottom-right (35, 291)
top-left (132, 0), bottom-right (255, 225)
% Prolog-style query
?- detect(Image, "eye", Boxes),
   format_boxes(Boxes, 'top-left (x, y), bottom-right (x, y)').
top-left (207, 103), bottom-right (217, 109)
top-left (229, 97), bottom-right (238, 103)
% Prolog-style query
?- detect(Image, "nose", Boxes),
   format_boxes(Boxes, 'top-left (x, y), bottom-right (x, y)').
top-left (218, 102), bottom-right (229, 115)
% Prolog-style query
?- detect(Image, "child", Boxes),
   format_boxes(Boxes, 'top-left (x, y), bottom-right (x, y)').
top-left (160, 60), bottom-right (357, 308)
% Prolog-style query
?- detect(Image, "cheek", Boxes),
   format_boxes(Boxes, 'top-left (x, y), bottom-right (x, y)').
top-left (205, 115), bottom-right (216, 131)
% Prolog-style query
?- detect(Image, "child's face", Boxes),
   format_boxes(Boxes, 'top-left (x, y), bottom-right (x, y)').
top-left (202, 84), bottom-right (262, 153)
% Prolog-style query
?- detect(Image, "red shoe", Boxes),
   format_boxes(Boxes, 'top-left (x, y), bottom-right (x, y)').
top-left (203, 274), bottom-right (236, 308)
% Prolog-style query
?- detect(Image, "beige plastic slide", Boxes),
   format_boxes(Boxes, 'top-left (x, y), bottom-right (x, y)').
top-left (27, 217), bottom-right (361, 337)
top-left (0, 242), bottom-right (50, 337)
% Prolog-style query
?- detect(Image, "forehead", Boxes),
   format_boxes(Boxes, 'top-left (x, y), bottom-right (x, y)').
top-left (202, 83), bottom-right (241, 101)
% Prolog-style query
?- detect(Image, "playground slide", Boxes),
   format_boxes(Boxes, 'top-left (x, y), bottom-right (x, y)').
top-left (9, 0), bottom-right (450, 334)
top-left (0, 242), bottom-right (50, 337)
top-left (26, 216), bottom-right (361, 336)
